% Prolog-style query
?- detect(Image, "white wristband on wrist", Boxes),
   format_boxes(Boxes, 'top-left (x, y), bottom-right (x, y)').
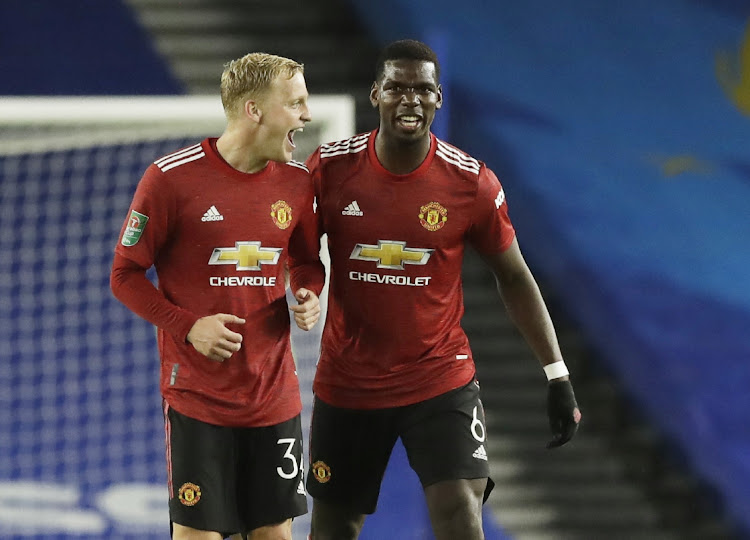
top-left (543, 361), bottom-right (569, 381)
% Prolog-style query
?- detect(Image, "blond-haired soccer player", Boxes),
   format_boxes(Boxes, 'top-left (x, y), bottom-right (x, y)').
top-left (111, 53), bottom-right (324, 540)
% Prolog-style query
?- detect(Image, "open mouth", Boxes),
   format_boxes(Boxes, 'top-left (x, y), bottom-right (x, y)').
top-left (396, 115), bottom-right (422, 131)
top-left (287, 127), bottom-right (304, 149)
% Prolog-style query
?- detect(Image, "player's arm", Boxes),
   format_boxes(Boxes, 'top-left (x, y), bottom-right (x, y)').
top-left (111, 167), bottom-right (244, 361)
top-left (481, 239), bottom-right (565, 376)
top-left (287, 156), bottom-right (326, 331)
top-left (482, 240), bottom-right (581, 448)
top-left (469, 165), bottom-right (580, 447)
top-left (110, 252), bottom-right (199, 342)
top-left (110, 254), bottom-right (244, 361)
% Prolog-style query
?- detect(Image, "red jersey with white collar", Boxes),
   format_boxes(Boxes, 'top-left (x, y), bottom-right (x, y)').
top-left (307, 130), bottom-right (515, 409)
top-left (113, 138), bottom-right (323, 427)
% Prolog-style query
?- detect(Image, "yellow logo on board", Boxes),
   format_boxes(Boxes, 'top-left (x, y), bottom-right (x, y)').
top-left (716, 18), bottom-right (750, 116)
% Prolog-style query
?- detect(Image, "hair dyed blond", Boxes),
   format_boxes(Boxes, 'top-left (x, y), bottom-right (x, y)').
top-left (220, 53), bottom-right (304, 119)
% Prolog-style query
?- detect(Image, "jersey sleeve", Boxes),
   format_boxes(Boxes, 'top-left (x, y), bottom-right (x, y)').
top-left (288, 172), bottom-right (325, 296)
top-left (304, 146), bottom-right (321, 173)
top-left (466, 166), bottom-right (516, 255)
top-left (110, 253), bottom-right (199, 341)
top-left (111, 165), bottom-right (198, 341)
top-left (305, 148), bottom-right (326, 234)
top-left (114, 164), bottom-right (174, 268)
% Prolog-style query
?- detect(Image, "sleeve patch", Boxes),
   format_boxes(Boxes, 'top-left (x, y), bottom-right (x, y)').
top-left (121, 210), bottom-right (149, 246)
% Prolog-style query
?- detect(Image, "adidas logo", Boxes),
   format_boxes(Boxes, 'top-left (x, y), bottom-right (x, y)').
top-left (297, 479), bottom-right (306, 495)
top-left (342, 200), bottom-right (363, 216)
top-left (472, 445), bottom-right (488, 461)
top-left (201, 205), bottom-right (224, 222)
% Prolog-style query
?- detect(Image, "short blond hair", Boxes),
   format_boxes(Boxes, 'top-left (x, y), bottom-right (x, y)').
top-left (220, 52), bottom-right (304, 119)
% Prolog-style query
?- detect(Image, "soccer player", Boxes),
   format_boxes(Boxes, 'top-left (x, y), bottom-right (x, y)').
top-left (304, 40), bottom-right (581, 540)
top-left (110, 53), bottom-right (325, 540)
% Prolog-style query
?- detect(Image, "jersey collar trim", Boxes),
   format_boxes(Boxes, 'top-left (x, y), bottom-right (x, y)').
top-left (367, 130), bottom-right (436, 180)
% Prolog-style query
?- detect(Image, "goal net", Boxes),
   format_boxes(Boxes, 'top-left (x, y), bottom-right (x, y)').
top-left (0, 95), bottom-right (353, 539)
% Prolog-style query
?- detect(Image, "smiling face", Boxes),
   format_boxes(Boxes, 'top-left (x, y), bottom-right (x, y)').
top-left (255, 71), bottom-right (311, 163)
top-left (370, 59), bottom-right (442, 144)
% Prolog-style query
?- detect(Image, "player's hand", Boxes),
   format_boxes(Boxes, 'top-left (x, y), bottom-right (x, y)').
top-left (289, 288), bottom-right (321, 331)
top-left (546, 379), bottom-right (581, 449)
top-left (186, 313), bottom-right (245, 362)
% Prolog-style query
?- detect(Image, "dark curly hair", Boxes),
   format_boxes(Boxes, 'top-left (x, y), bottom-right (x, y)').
top-left (375, 39), bottom-right (440, 82)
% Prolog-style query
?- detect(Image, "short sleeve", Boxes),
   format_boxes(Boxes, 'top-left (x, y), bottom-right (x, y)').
top-left (466, 166), bottom-right (516, 255)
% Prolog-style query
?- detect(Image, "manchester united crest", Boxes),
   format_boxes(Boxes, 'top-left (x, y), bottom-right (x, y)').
top-left (418, 201), bottom-right (448, 231)
top-left (270, 200), bottom-right (292, 230)
top-left (311, 460), bottom-right (331, 483)
top-left (178, 482), bottom-right (201, 506)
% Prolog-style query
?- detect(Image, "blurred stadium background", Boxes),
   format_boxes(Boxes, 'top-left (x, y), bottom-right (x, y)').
top-left (1, 1), bottom-right (749, 539)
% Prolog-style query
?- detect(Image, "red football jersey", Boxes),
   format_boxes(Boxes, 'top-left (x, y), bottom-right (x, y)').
top-left (113, 138), bottom-right (323, 427)
top-left (307, 130), bottom-right (516, 409)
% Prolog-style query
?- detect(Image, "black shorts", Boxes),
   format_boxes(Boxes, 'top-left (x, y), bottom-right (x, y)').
top-left (165, 403), bottom-right (307, 537)
top-left (306, 379), bottom-right (494, 514)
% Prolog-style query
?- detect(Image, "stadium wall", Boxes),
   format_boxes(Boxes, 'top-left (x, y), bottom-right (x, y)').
top-left (0, 0), bottom-right (182, 95)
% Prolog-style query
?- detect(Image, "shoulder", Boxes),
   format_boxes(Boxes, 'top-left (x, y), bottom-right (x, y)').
top-left (317, 132), bottom-right (371, 162)
top-left (305, 132), bottom-right (371, 178)
top-left (276, 160), bottom-right (314, 194)
top-left (282, 160), bottom-right (310, 174)
top-left (151, 141), bottom-right (207, 174)
top-left (136, 141), bottom-right (206, 194)
top-left (272, 161), bottom-right (314, 200)
top-left (433, 137), bottom-right (483, 177)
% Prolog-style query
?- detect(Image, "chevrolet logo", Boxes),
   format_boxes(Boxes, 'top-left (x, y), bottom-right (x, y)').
top-left (208, 241), bottom-right (282, 270)
top-left (350, 241), bottom-right (433, 270)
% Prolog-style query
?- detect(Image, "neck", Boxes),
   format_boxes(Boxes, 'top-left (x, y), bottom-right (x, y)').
top-left (216, 129), bottom-right (268, 174)
top-left (374, 131), bottom-right (431, 175)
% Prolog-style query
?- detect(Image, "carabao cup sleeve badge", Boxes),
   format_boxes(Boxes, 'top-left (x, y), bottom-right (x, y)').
top-left (121, 210), bottom-right (149, 246)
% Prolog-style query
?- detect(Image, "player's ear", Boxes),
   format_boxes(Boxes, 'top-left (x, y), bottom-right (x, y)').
top-left (244, 99), bottom-right (262, 122)
top-left (435, 84), bottom-right (443, 110)
top-left (369, 81), bottom-right (379, 108)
